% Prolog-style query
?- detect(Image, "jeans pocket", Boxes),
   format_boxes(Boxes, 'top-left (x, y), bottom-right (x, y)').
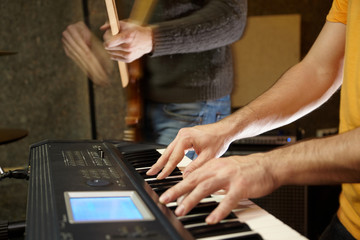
top-left (162, 103), bottom-right (203, 125)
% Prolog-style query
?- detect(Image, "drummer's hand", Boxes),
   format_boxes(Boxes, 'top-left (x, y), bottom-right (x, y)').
top-left (158, 153), bottom-right (277, 224)
top-left (101, 21), bottom-right (153, 63)
top-left (62, 21), bottom-right (113, 86)
top-left (146, 123), bottom-right (230, 179)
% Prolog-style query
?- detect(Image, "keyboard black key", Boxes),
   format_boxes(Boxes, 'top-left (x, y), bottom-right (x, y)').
top-left (221, 233), bottom-right (263, 240)
top-left (179, 212), bottom-right (237, 226)
top-left (187, 221), bottom-right (252, 238)
top-left (168, 201), bottom-right (219, 215)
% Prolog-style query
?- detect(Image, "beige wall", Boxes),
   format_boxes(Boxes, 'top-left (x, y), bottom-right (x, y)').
top-left (232, 14), bottom-right (300, 107)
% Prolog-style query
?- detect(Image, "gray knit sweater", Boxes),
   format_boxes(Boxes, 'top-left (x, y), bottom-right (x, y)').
top-left (121, 0), bottom-right (247, 103)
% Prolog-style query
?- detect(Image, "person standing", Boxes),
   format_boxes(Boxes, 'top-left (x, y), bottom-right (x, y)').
top-left (62, 0), bottom-right (247, 147)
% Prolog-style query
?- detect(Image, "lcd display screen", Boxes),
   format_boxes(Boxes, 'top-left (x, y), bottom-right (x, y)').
top-left (64, 191), bottom-right (154, 223)
top-left (70, 196), bottom-right (143, 222)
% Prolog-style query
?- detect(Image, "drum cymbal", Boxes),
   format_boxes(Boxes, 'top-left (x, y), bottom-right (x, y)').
top-left (0, 51), bottom-right (17, 56)
top-left (0, 128), bottom-right (28, 145)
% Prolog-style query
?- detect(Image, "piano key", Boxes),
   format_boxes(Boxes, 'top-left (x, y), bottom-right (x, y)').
top-left (123, 149), bottom-right (161, 159)
top-left (153, 187), bottom-right (173, 196)
top-left (132, 161), bottom-right (157, 168)
top-left (168, 201), bottom-right (219, 215)
top-left (145, 176), bottom-right (183, 184)
top-left (233, 200), bottom-right (308, 240)
top-left (197, 232), bottom-right (263, 240)
top-left (187, 220), bottom-right (255, 239)
top-left (136, 167), bottom-right (182, 177)
top-left (178, 211), bottom-right (237, 226)
top-left (145, 175), bottom-right (183, 182)
top-left (148, 180), bottom-right (182, 189)
top-left (136, 170), bottom-right (182, 181)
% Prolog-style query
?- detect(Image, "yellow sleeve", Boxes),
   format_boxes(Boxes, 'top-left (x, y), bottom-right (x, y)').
top-left (327, 0), bottom-right (348, 24)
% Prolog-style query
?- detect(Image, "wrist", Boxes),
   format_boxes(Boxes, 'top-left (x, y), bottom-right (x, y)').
top-left (145, 25), bottom-right (155, 54)
top-left (221, 105), bottom-right (261, 143)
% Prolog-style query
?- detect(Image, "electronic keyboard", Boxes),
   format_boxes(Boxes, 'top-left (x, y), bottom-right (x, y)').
top-left (25, 140), bottom-right (307, 240)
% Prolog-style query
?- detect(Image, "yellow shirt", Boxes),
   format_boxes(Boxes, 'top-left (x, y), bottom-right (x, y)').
top-left (327, 0), bottom-right (360, 238)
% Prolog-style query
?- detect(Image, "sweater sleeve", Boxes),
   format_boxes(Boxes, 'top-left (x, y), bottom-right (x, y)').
top-left (151, 0), bottom-right (247, 57)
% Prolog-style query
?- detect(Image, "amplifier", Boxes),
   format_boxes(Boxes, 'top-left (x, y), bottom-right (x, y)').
top-left (233, 135), bottom-right (296, 145)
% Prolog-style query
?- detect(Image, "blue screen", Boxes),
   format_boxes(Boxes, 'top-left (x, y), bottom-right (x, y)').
top-left (69, 196), bottom-right (144, 222)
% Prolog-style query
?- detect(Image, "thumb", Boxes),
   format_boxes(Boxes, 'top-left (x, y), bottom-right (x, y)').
top-left (100, 22), bottom-right (110, 31)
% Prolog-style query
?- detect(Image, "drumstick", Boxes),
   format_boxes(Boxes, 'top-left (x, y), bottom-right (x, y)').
top-left (104, 0), bottom-right (130, 87)
top-left (104, 0), bottom-right (157, 87)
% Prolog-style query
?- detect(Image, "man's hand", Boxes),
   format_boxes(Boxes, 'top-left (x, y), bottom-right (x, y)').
top-left (101, 21), bottom-right (153, 63)
top-left (158, 153), bottom-right (277, 224)
top-left (146, 123), bottom-right (231, 179)
top-left (62, 21), bottom-right (114, 86)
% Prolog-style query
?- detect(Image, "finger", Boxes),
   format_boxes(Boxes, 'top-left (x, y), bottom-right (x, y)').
top-left (176, 193), bottom-right (187, 205)
top-left (174, 175), bottom-right (223, 216)
top-left (110, 55), bottom-right (129, 63)
top-left (148, 127), bottom-right (195, 178)
top-left (104, 33), bottom-right (129, 48)
top-left (65, 25), bottom-right (91, 54)
top-left (88, 53), bottom-right (113, 85)
top-left (64, 46), bottom-right (88, 74)
top-left (157, 142), bottom-right (190, 179)
top-left (159, 175), bottom-right (198, 205)
top-left (105, 43), bottom-right (131, 52)
top-left (206, 191), bottom-right (241, 224)
top-left (63, 40), bottom-right (90, 73)
top-left (107, 49), bottom-right (131, 59)
top-left (107, 47), bottom-right (133, 63)
top-left (157, 130), bottom-right (197, 179)
top-left (102, 29), bottom-right (112, 42)
top-left (107, 47), bottom-right (130, 61)
top-left (88, 57), bottom-right (112, 86)
top-left (75, 22), bottom-right (92, 46)
top-left (100, 22), bottom-right (110, 30)
top-left (63, 37), bottom-right (110, 86)
top-left (146, 143), bottom-right (176, 176)
top-left (62, 31), bottom-right (94, 72)
top-left (183, 150), bottom-right (214, 177)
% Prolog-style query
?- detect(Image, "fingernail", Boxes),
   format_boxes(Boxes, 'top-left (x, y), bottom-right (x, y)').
top-left (157, 173), bottom-right (164, 180)
top-left (206, 214), bottom-right (217, 225)
top-left (159, 194), bottom-right (169, 204)
top-left (175, 204), bottom-right (185, 216)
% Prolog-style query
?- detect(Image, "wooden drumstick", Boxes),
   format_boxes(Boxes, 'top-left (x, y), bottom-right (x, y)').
top-left (104, 0), bottom-right (130, 87)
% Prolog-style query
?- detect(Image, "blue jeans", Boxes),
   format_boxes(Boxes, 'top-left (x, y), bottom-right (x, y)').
top-left (319, 214), bottom-right (356, 240)
top-left (143, 95), bottom-right (231, 147)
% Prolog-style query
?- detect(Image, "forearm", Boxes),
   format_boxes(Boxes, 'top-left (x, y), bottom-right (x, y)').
top-left (217, 60), bottom-right (342, 143)
top-left (219, 22), bottom-right (345, 142)
top-left (267, 128), bottom-right (360, 186)
top-left (151, 0), bottom-right (247, 56)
